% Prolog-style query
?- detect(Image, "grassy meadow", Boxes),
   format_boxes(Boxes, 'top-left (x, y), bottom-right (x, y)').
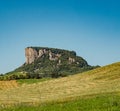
top-left (1, 93), bottom-right (120, 111)
top-left (0, 62), bottom-right (120, 110)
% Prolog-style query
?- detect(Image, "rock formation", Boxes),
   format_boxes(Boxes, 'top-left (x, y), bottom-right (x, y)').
top-left (13, 46), bottom-right (93, 78)
top-left (25, 47), bottom-right (62, 64)
top-left (68, 57), bottom-right (75, 64)
top-left (25, 47), bottom-right (89, 66)
top-left (25, 47), bottom-right (38, 64)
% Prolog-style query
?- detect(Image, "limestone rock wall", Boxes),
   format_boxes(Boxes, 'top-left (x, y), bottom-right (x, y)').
top-left (25, 48), bottom-right (38, 64)
top-left (25, 47), bottom-right (62, 64)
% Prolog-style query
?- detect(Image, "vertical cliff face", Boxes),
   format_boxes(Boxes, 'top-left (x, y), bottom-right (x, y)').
top-left (25, 47), bottom-right (62, 64)
top-left (25, 48), bottom-right (38, 64)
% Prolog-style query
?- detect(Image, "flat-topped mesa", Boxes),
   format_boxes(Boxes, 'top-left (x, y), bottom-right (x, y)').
top-left (13, 47), bottom-right (93, 78)
top-left (25, 47), bottom-right (77, 64)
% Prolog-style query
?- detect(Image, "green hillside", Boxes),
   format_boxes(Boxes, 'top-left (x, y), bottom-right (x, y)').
top-left (0, 62), bottom-right (120, 110)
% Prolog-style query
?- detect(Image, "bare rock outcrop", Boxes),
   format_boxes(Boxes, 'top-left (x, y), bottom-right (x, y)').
top-left (25, 47), bottom-right (38, 64)
top-left (49, 51), bottom-right (61, 61)
top-left (25, 47), bottom-right (62, 64)
top-left (68, 57), bottom-right (75, 64)
top-left (38, 49), bottom-right (47, 58)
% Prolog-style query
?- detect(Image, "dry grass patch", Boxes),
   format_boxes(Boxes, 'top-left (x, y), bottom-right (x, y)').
top-left (0, 80), bottom-right (18, 90)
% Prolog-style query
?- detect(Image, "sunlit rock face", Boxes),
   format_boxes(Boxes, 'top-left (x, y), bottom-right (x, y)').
top-left (25, 47), bottom-right (62, 64)
top-left (25, 47), bottom-right (38, 64)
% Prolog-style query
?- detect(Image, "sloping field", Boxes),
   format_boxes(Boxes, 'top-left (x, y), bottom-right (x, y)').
top-left (0, 62), bottom-right (120, 105)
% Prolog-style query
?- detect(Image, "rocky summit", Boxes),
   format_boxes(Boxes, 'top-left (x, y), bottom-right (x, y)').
top-left (25, 47), bottom-right (62, 64)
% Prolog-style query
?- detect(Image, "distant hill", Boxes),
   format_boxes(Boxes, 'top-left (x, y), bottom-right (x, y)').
top-left (0, 47), bottom-right (98, 80)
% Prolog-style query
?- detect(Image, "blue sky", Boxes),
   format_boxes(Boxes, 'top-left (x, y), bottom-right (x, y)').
top-left (0, 0), bottom-right (120, 74)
